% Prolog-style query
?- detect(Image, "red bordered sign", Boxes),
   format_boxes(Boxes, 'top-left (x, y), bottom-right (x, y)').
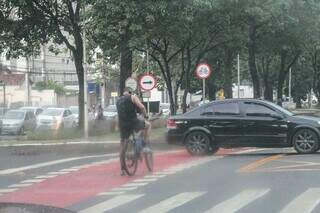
top-left (139, 73), bottom-right (157, 91)
top-left (196, 63), bottom-right (212, 79)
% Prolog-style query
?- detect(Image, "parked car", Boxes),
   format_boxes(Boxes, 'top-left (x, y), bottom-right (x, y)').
top-left (160, 103), bottom-right (170, 117)
top-left (167, 99), bottom-right (320, 155)
top-left (2, 110), bottom-right (36, 135)
top-left (36, 108), bottom-right (77, 130)
top-left (69, 106), bottom-right (79, 124)
top-left (20, 107), bottom-right (44, 117)
top-left (103, 105), bottom-right (118, 120)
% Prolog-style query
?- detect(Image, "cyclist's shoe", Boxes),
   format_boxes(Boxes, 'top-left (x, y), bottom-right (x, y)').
top-left (120, 170), bottom-right (126, 176)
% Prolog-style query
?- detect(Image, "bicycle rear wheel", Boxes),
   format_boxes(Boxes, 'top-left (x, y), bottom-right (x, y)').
top-left (144, 148), bottom-right (153, 172)
top-left (123, 139), bottom-right (138, 176)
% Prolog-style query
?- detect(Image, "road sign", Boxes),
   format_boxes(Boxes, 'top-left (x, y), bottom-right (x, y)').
top-left (111, 92), bottom-right (118, 97)
top-left (125, 77), bottom-right (138, 91)
top-left (142, 91), bottom-right (151, 98)
top-left (139, 74), bottom-right (156, 91)
top-left (196, 63), bottom-right (212, 79)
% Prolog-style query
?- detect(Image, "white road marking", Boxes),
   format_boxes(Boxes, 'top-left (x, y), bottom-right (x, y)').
top-left (205, 188), bottom-right (270, 213)
top-left (47, 171), bottom-right (69, 175)
top-left (79, 194), bottom-right (144, 213)
top-left (111, 187), bottom-right (138, 191)
top-left (35, 175), bottom-right (57, 179)
top-left (280, 188), bottom-right (320, 213)
top-left (9, 183), bottom-right (32, 188)
top-left (0, 154), bottom-right (117, 175)
top-left (133, 178), bottom-right (158, 183)
top-left (0, 188), bottom-right (17, 193)
top-left (144, 174), bottom-right (166, 178)
top-left (60, 168), bottom-right (79, 172)
top-left (21, 179), bottom-right (45, 183)
top-left (98, 191), bottom-right (125, 196)
top-left (123, 182), bottom-right (149, 187)
top-left (155, 171), bottom-right (177, 175)
top-left (140, 192), bottom-right (205, 213)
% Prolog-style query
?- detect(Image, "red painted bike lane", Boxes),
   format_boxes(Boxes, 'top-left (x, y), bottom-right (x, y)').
top-left (0, 148), bottom-right (244, 208)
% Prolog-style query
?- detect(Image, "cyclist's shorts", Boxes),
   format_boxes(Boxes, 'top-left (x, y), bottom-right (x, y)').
top-left (119, 118), bottom-right (145, 140)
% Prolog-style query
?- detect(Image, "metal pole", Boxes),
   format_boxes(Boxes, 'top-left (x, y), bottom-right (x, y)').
top-left (26, 57), bottom-right (30, 106)
top-left (146, 49), bottom-right (150, 116)
top-left (83, 6), bottom-right (89, 139)
top-left (237, 54), bottom-right (240, 98)
top-left (3, 84), bottom-right (5, 113)
top-left (203, 79), bottom-right (205, 104)
top-left (289, 67), bottom-right (292, 102)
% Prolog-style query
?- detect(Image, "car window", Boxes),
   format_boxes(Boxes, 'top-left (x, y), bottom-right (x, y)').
top-left (244, 102), bottom-right (277, 116)
top-left (203, 102), bottom-right (240, 115)
top-left (63, 110), bottom-right (69, 117)
top-left (25, 112), bottom-right (30, 120)
top-left (28, 112), bottom-right (35, 119)
top-left (36, 109), bottom-right (43, 115)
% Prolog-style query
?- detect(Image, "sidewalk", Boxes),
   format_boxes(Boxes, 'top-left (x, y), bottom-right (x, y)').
top-left (0, 128), bottom-right (167, 147)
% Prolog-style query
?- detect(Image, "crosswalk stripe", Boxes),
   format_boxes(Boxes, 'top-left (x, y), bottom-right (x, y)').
top-left (21, 179), bottom-right (45, 183)
top-left (140, 192), bottom-right (205, 213)
top-left (0, 188), bottom-right (17, 193)
top-left (205, 188), bottom-right (270, 213)
top-left (79, 194), bottom-right (144, 213)
top-left (35, 175), bottom-right (57, 179)
top-left (280, 188), bottom-right (320, 213)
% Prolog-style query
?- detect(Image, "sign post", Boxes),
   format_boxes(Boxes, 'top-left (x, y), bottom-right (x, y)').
top-left (196, 63), bottom-right (212, 104)
top-left (139, 73), bottom-right (157, 116)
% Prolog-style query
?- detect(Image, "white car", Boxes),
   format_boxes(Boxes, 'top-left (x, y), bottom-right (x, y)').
top-left (36, 108), bottom-right (77, 130)
top-left (20, 107), bottom-right (44, 117)
top-left (103, 105), bottom-right (118, 120)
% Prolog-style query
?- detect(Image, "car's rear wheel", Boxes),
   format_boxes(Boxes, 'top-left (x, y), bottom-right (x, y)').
top-left (293, 129), bottom-right (319, 154)
top-left (185, 131), bottom-right (211, 156)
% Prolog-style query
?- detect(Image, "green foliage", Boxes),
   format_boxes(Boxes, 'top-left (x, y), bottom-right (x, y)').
top-left (34, 80), bottom-right (66, 95)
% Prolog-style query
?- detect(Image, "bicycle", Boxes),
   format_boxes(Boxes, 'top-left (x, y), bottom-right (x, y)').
top-left (121, 128), bottom-right (153, 176)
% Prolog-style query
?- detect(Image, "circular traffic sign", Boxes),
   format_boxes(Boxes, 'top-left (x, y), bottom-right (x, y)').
top-left (196, 63), bottom-right (212, 79)
top-left (139, 74), bottom-right (156, 91)
top-left (125, 77), bottom-right (138, 91)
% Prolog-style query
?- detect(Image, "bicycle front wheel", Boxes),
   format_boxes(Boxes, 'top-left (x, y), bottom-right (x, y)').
top-left (123, 139), bottom-right (138, 176)
top-left (144, 149), bottom-right (153, 172)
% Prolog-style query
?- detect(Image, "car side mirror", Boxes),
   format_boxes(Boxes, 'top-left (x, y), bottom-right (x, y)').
top-left (270, 114), bottom-right (283, 120)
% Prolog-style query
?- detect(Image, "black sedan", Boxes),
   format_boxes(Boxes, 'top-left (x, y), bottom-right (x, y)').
top-left (167, 99), bottom-right (320, 155)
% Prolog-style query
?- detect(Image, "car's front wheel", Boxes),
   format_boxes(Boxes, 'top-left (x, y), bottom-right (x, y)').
top-left (293, 129), bottom-right (319, 154)
top-left (185, 131), bottom-right (211, 156)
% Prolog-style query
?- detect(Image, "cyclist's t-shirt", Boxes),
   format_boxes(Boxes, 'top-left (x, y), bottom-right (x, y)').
top-left (116, 94), bottom-right (138, 128)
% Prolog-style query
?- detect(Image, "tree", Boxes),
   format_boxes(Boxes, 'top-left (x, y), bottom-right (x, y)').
top-left (14, 0), bottom-right (88, 128)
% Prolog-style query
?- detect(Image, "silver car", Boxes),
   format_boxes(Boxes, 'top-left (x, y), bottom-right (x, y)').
top-left (36, 108), bottom-right (77, 130)
top-left (2, 110), bottom-right (36, 135)
top-left (20, 107), bottom-right (44, 117)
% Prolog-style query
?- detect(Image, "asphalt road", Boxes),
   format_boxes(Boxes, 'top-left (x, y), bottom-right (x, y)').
top-left (1, 145), bottom-right (320, 212)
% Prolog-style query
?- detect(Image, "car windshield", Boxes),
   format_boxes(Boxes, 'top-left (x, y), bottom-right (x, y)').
top-left (70, 107), bottom-right (79, 114)
top-left (105, 106), bottom-right (117, 112)
top-left (267, 102), bottom-right (294, 116)
top-left (42, 109), bottom-right (64, 116)
top-left (4, 111), bottom-right (25, 120)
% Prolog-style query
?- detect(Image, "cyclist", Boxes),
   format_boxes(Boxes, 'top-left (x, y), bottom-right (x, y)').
top-left (116, 87), bottom-right (151, 176)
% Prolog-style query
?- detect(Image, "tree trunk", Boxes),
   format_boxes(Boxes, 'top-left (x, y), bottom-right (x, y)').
top-left (277, 50), bottom-right (288, 106)
top-left (119, 35), bottom-right (133, 95)
top-left (223, 49), bottom-right (234, 99)
top-left (74, 52), bottom-right (84, 129)
top-left (248, 19), bottom-right (260, 98)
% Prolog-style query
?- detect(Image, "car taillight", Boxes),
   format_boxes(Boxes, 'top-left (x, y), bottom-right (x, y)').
top-left (167, 119), bottom-right (177, 129)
